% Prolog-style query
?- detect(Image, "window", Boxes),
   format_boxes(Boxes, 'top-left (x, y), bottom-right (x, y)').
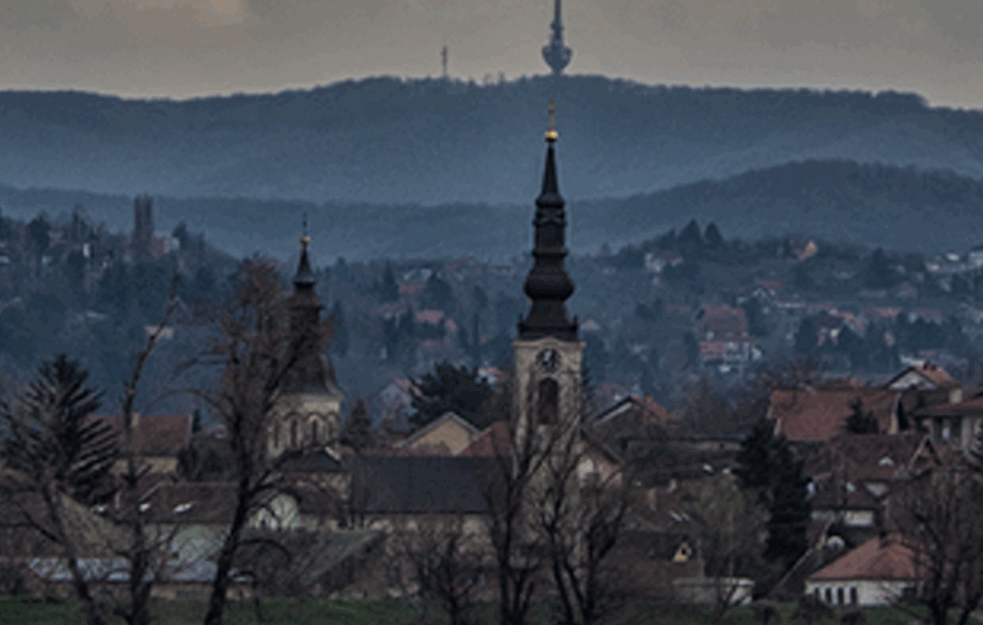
top-left (273, 422), bottom-right (280, 449)
top-left (825, 588), bottom-right (832, 604)
top-left (311, 419), bottom-right (320, 444)
top-left (837, 587), bottom-right (844, 606)
top-left (537, 378), bottom-right (559, 425)
top-left (290, 419), bottom-right (299, 448)
top-left (850, 587), bottom-right (858, 605)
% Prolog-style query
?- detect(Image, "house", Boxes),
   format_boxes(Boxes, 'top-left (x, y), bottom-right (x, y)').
top-left (698, 337), bottom-right (761, 369)
top-left (394, 412), bottom-right (481, 456)
top-left (592, 395), bottom-right (679, 455)
top-left (370, 378), bottom-right (415, 433)
top-left (884, 362), bottom-right (963, 404)
top-left (694, 304), bottom-right (748, 340)
top-left (805, 535), bottom-right (919, 607)
top-left (913, 394), bottom-right (983, 452)
top-left (457, 421), bottom-right (623, 486)
top-left (91, 413), bottom-right (192, 474)
top-left (768, 386), bottom-right (903, 443)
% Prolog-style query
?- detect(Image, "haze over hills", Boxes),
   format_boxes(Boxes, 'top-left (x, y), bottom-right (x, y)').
top-left (2, 76), bottom-right (983, 206)
top-left (3, 160), bottom-right (983, 261)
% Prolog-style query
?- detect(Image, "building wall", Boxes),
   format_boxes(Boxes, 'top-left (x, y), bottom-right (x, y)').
top-left (268, 392), bottom-right (342, 458)
top-left (805, 580), bottom-right (913, 607)
top-left (403, 420), bottom-right (477, 455)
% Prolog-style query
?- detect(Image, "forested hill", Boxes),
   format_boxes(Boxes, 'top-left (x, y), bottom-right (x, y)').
top-left (3, 160), bottom-right (983, 260)
top-left (1, 76), bottom-right (983, 205)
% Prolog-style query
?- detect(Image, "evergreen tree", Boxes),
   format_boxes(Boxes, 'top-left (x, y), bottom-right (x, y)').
top-left (704, 222), bottom-right (725, 248)
top-left (734, 417), bottom-right (776, 493)
top-left (678, 219), bottom-right (704, 248)
top-left (864, 248), bottom-right (896, 289)
top-left (410, 361), bottom-right (494, 429)
top-left (27, 214), bottom-right (51, 255)
top-left (329, 301), bottom-right (349, 357)
top-left (341, 399), bottom-right (375, 452)
top-left (379, 262), bottom-right (399, 303)
top-left (844, 398), bottom-right (879, 434)
top-left (794, 317), bottom-right (819, 355)
top-left (1, 354), bottom-right (117, 505)
top-left (763, 442), bottom-right (811, 569)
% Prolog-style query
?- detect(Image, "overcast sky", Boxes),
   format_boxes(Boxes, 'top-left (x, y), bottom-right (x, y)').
top-left (1, 0), bottom-right (981, 108)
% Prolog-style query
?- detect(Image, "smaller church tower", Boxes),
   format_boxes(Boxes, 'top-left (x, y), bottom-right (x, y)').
top-left (268, 225), bottom-right (345, 459)
top-left (513, 100), bottom-right (584, 453)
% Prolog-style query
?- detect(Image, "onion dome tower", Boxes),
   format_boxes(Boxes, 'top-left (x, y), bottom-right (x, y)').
top-left (513, 100), bottom-right (584, 445)
top-left (269, 221), bottom-right (344, 459)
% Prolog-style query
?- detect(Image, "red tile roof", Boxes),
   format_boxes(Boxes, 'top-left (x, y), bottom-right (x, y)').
top-left (769, 388), bottom-right (899, 443)
top-left (916, 394), bottom-right (983, 417)
top-left (809, 535), bottom-right (919, 582)
top-left (91, 413), bottom-right (192, 456)
top-left (804, 432), bottom-right (926, 483)
top-left (456, 421), bottom-right (511, 458)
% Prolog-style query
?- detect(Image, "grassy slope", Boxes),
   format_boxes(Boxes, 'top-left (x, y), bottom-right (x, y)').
top-left (0, 598), bottom-right (927, 625)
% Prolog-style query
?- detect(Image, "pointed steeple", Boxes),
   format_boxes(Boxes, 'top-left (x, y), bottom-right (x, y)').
top-left (284, 217), bottom-right (340, 394)
top-left (294, 215), bottom-right (316, 290)
top-left (518, 100), bottom-right (578, 341)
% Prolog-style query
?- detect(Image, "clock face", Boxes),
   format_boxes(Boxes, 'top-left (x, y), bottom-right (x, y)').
top-left (537, 348), bottom-right (561, 372)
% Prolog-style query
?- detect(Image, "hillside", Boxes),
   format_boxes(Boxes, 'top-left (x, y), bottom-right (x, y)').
top-left (1, 76), bottom-right (983, 205)
top-left (2, 160), bottom-right (982, 260)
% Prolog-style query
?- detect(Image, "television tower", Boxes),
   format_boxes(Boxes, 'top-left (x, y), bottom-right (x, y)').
top-left (441, 46), bottom-right (448, 79)
top-left (542, 0), bottom-right (572, 76)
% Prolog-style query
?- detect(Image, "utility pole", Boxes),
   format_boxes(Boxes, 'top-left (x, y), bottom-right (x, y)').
top-left (441, 46), bottom-right (448, 80)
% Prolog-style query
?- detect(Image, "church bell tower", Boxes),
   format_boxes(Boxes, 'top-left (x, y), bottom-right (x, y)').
top-left (513, 100), bottom-right (584, 450)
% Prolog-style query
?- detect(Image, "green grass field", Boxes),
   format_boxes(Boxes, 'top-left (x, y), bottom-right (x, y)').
top-left (0, 597), bottom-right (931, 625)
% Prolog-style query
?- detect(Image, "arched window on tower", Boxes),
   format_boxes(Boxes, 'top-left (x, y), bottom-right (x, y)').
top-left (290, 419), bottom-right (299, 449)
top-left (310, 416), bottom-right (320, 445)
top-left (273, 422), bottom-right (280, 450)
top-left (537, 378), bottom-right (559, 425)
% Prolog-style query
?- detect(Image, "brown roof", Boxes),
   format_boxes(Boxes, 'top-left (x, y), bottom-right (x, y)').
top-left (769, 387), bottom-right (899, 443)
top-left (809, 535), bottom-right (918, 582)
top-left (804, 432), bottom-right (926, 483)
top-left (92, 413), bottom-right (192, 457)
top-left (141, 482), bottom-right (239, 524)
top-left (916, 394), bottom-right (983, 417)
top-left (886, 363), bottom-right (961, 391)
top-left (456, 420), bottom-right (511, 458)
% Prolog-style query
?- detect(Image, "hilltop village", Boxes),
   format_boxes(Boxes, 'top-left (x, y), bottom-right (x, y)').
top-left (2, 117), bottom-right (983, 625)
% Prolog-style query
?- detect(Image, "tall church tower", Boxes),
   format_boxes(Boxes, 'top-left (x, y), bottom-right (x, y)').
top-left (268, 227), bottom-right (345, 459)
top-left (513, 100), bottom-right (584, 451)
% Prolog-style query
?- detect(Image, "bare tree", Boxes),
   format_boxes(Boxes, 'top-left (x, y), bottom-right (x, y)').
top-left (683, 475), bottom-right (766, 623)
top-left (532, 410), bottom-right (630, 625)
top-left (185, 255), bottom-right (333, 625)
top-left (893, 465), bottom-right (983, 625)
top-left (105, 275), bottom-right (181, 625)
top-left (390, 513), bottom-right (488, 625)
top-left (478, 374), bottom-right (556, 625)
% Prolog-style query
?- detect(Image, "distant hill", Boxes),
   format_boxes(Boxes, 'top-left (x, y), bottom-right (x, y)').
top-left (3, 160), bottom-right (983, 261)
top-left (1, 76), bottom-right (983, 205)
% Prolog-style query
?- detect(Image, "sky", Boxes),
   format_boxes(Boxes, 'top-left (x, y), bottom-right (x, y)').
top-left (0, 0), bottom-right (981, 109)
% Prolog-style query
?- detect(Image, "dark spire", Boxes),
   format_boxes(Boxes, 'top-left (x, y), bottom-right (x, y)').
top-left (518, 100), bottom-right (578, 341)
top-left (285, 217), bottom-right (340, 394)
top-left (294, 214), bottom-right (316, 290)
top-left (542, 0), bottom-right (572, 76)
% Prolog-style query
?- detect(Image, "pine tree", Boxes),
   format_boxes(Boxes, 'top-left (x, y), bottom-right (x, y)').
top-left (410, 361), bottom-right (494, 429)
top-left (764, 442), bottom-right (811, 569)
top-left (734, 417), bottom-right (776, 493)
top-left (2, 354), bottom-right (117, 505)
top-left (341, 399), bottom-right (374, 452)
top-left (844, 397), bottom-right (879, 434)
top-left (329, 301), bottom-right (349, 357)
top-left (379, 262), bottom-right (399, 303)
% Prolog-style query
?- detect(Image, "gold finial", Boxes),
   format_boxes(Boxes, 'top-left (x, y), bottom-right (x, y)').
top-left (300, 213), bottom-right (310, 247)
top-left (545, 99), bottom-right (558, 143)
